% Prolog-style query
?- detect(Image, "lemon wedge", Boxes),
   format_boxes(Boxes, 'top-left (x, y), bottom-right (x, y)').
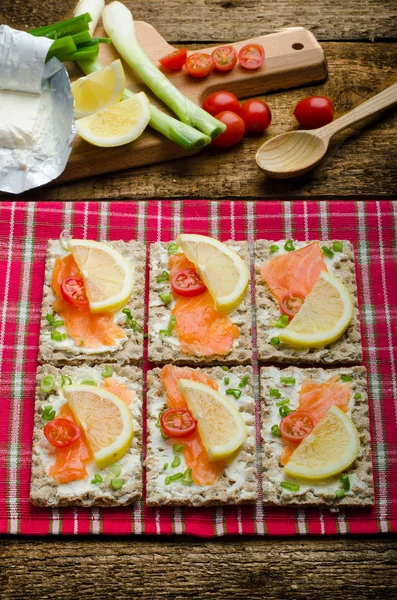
top-left (176, 234), bottom-right (249, 312)
top-left (63, 384), bottom-right (134, 469)
top-left (68, 239), bottom-right (134, 313)
top-left (284, 406), bottom-right (360, 481)
top-left (178, 379), bottom-right (246, 462)
top-left (279, 270), bottom-right (353, 348)
top-left (72, 59), bottom-right (126, 119)
top-left (75, 92), bottom-right (150, 147)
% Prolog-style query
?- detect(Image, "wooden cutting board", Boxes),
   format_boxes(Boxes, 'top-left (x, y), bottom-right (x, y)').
top-left (60, 23), bottom-right (327, 183)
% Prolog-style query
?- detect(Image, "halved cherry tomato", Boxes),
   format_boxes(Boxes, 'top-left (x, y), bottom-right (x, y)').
top-left (202, 91), bottom-right (240, 116)
top-left (280, 290), bottom-right (305, 319)
top-left (293, 96), bottom-right (334, 129)
top-left (61, 276), bottom-right (89, 306)
top-left (211, 111), bottom-right (245, 148)
top-left (44, 418), bottom-right (81, 448)
top-left (159, 47), bottom-right (187, 71)
top-left (280, 411), bottom-right (316, 444)
top-left (240, 99), bottom-right (272, 133)
top-left (185, 53), bottom-right (214, 78)
top-left (211, 45), bottom-right (238, 72)
top-left (160, 408), bottom-right (197, 438)
top-left (171, 268), bottom-right (207, 297)
top-left (238, 43), bottom-right (265, 70)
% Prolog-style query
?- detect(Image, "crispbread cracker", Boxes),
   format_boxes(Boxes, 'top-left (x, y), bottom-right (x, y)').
top-left (260, 366), bottom-right (374, 507)
top-left (148, 241), bottom-right (252, 365)
top-left (30, 364), bottom-right (143, 507)
top-left (255, 240), bottom-right (362, 365)
top-left (146, 365), bottom-right (257, 506)
top-left (38, 240), bottom-right (145, 366)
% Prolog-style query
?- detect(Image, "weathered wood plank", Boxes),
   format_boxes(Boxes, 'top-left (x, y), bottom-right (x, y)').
top-left (1, 0), bottom-right (396, 42)
top-left (1, 537), bottom-right (396, 599)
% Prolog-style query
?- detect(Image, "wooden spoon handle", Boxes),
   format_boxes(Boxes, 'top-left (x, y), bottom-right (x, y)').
top-left (318, 83), bottom-right (397, 139)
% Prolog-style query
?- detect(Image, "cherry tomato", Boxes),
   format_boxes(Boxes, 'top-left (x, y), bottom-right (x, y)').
top-left (238, 43), bottom-right (265, 70)
top-left (159, 47), bottom-right (187, 71)
top-left (61, 276), bottom-right (89, 306)
top-left (293, 96), bottom-right (334, 129)
top-left (171, 268), bottom-right (207, 297)
top-left (280, 290), bottom-right (306, 319)
top-left (160, 408), bottom-right (197, 438)
top-left (240, 99), bottom-right (272, 132)
top-left (44, 418), bottom-right (81, 448)
top-left (211, 111), bottom-right (245, 148)
top-left (280, 411), bottom-right (316, 444)
top-left (211, 45), bottom-right (238, 72)
top-left (202, 91), bottom-right (240, 116)
top-left (185, 53), bottom-right (214, 78)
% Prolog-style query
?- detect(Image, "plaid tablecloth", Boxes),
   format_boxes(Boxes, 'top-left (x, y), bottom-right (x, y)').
top-left (0, 199), bottom-right (396, 536)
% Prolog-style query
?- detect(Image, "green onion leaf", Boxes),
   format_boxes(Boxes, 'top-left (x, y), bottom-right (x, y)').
top-left (163, 463), bottom-right (168, 470)
top-left (42, 405), bottom-right (56, 421)
top-left (276, 398), bottom-right (290, 406)
top-left (270, 337), bottom-right (280, 347)
top-left (91, 474), bottom-right (103, 484)
top-left (51, 330), bottom-right (66, 342)
top-left (173, 444), bottom-right (184, 453)
top-left (159, 292), bottom-right (172, 304)
top-left (167, 243), bottom-right (179, 255)
top-left (221, 366), bottom-right (229, 371)
top-left (171, 456), bottom-right (181, 468)
top-left (271, 424), bottom-right (281, 437)
top-left (332, 241), bottom-right (344, 253)
top-left (340, 474), bottom-right (350, 491)
top-left (40, 375), bottom-right (56, 394)
top-left (107, 464), bottom-right (122, 477)
top-left (279, 406), bottom-right (293, 418)
top-left (280, 481), bottom-right (300, 492)
top-left (101, 366), bottom-right (113, 378)
top-left (110, 478), bottom-right (124, 491)
top-left (280, 376), bottom-right (296, 385)
top-left (354, 392), bottom-right (361, 400)
top-left (45, 313), bottom-right (55, 325)
top-left (224, 376), bottom-right (230, 385)
top-left (270, 315), bottom-right (289, 328)
top-left (270, 244), bottom-right (279, 254)
top-left (181, 468), bottom-right (193, 486)
top-left (226, 389), bottom-right (242, 400)
top-left (156, 270), bottom-right (169, 283)
top-left (284, 240), bottom-right (295, 252)
top-left (321, 246), bottom-right (334, 258)
top-left (341, 374), bottom-right (353, 382)
top-left (165, 472), bottom-right (183, 485)
top-left (239, 375), bottom-right (249, 388)
top-left (335, 489), bottom-right (345, 499)
top-left (80, 379), bottom-right (96, 386)
top-left (270, 389), bottom-right (281, 398)
top-left (61, 375), bottom-right (72, 387)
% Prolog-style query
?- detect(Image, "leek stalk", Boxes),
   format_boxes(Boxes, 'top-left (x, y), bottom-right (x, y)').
top-left (28, 13), bottom-right (92, 39)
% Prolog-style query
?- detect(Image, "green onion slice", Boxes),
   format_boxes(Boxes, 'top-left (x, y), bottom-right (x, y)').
top-left (163, 463), bottom-right (168, 470)
top-left (280, 481), bottom-right (300, 492)
top-left (270, 337), bottom-right (280, 347)
top-left (165, 472), bottom-right (183, 485)
top-left (42, 405), bottom-right (56, 421)
top-left (276, 398), bottom-right (290, 406)
top-left (279, 406), bottom-right (293, 418)
top-left (155, 411), bottom-right (164, 428)
top-left (156, 270), bottom-right (169, 283)
top-left (53, 320), bottom-right (65, 328)
top-left (340, 474), bottom-right (350, 491)
top-left (80, 379), bottom-right (96, 386)
top-left (101, 366), bottom-right (113, 378)
top-left (159, 292), bottom-right (172, 304)
top-left (224, 376), bottom-right (230, 385)
top-left (181, 468), bottom-right (193, 486)
top-left (221, 366), bottom-right (229, 371)
top-left (40, 375), bottom-right (56, 394)
top-left (59, 230), bottom-right (71, 252)
top-left (335, 489), bottom-right (345, 499)
top-left (332, 241), bottom-right (344, 253)
top-left (172, 444), bottom-right (184, 453)
top-left (321, 246), bottom-right (334, 258)
top-left (61, 375), bottom-right (72, 387)
top-left (110, 478), bottom-right (124, 491)
top-left (270, 244), bottom-right (279, 254)
top-left (239, 375), bottom-right (249, 388)
top-left (91, 474), bottom-right (103, 484)
top-left (270, 389), bottom-right (281, 398)
top-left (341, 374), bottom-right (353, 382)
top-left (354, 392), bottom-right (361, 400)
top-left (167, 243), bottom-right (179, 255)
top-left (171, 456), bottom-right (181, 468)
top-left (45, 313), bottom-right (55, 325)
top-left (159, 330), bottom-right (171, 337)
top-left (271, 315), bottom-right (289, 328)
top-left (280, 376), bottom-right (296, 385)
top-left (271, 424), bottom-right (281, 437)
top-left (107, 464), bottom-right (122, 477)
top-left (226, 389), bottom-right (242, 400)
top-left (284, 240), bottom-right (295, 252)
top-left (51, 330), bottom-right (66, 342)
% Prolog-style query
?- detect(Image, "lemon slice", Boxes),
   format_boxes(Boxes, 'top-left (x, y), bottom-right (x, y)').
top-left (75, 92), bottom-right (150, 147)
top-left (178, 379), bottom-right (246, 461)
top-left (63, 384), bottom-right (134, 469)
top-left (176, 234), bottom-right (249, 312)
top-left (284, 406), bottom-right (360, 480)
top-left (72, 59), bottom-right (126, 119)
top-left (68, 239), bottom-right (134, 313)
top-left (279, 270), bottom-right (353, 348)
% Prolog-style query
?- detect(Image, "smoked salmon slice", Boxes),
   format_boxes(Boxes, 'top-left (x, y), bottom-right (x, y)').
top-left (103, 378), bottom-right (135, 406)
top-left (169, 254), bottom-right (239, 357)
top-left (260, 242), bottom-right (327, 302)
top-left (161, 365), bottom-right (226, 486)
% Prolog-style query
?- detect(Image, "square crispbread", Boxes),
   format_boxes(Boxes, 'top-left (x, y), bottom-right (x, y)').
top-left (260, 366), bottom-right (374, 508)
top-left (30, 364), bottom-right (143, 507)
top-left (38, 240), bottom-right (145, 366)
top-left (148, 241), bottom-right (252, 365)
top-left (255, 240), bottom-right (362, 365)
top-left (146, 365), bottom-right (258, 507)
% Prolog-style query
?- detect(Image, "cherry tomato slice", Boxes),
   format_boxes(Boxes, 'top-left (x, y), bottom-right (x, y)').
top-left (61, 276), bottom-right (89, 306)
top-left (44, 418), bottom-right (81, 448)
top-left (202, 91), bottom-right (240, 116)
top-left (160, 408), bottom-right (197, 438)
top-left (159, 47), bottom-right (187, 71)
top-left (185, 53), bottom-right (214, 78)
top-left (280, 411), bottom-right (316, 444)
top-left (239, 99), bottom-right (272, 133)
top-left (238, 43), bottom-right (265, 70)
top-left (211, 111), bottom-right (245, 148)
top-left (280, 290), bottom-right (306, 319)
top-left (171, 268), bottom-right (207, 297)
top-left (211, 45), bottom-right (238, 72)
top-left (293, 96), bottom-right (334, 129)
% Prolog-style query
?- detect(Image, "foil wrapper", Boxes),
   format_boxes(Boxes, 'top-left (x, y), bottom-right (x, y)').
top-left (0, 26), bottom-right (76, 194)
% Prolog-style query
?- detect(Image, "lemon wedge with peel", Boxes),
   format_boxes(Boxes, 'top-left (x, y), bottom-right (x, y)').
top-left (75, 92), bottom-right (150, 147)
top-left (279, 270), bottom-right (353, 348)
top-left (176, 234), bottom-right (249, 312)
top-left (178, 379), bottom-right (246, 462)
top-left (284, 406), bottom-right (360, 481)
top-left (72, 59), bottom-right (126, 119)
top-left (68, 239), bottom-right (134, 313)
top-left (63, 384), bottom-right (134, 469)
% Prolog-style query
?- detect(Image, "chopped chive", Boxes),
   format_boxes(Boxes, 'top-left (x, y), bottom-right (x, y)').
top-left (80, 379), bottom-right (96, 386)
top-left (51, 330), bottom-right (66, 342)
top-left (321, 246), bottom-right (334, 258)
top-left (171, 456), bottom-right (181, 468)
top-left (91, 474), bottom-right (103, 484)
top-left (276, 398), bottom-right (290, 407)
top-left (239, 375), bottom-right (249, 388)
top-left (279, 406), bottom-right (293, 418)
top-left (181, 468), bottom-right (193, 486)
top-left (173, 444), bottom-right (184, 453)
top-left (270, 315), bottom-right (289, 328)
top-left (101, 366), bottom-right (113, 378)
top-left (354, 392), bottom-right (361, 400)
top-left (270, 337), bottom-right (280, 347)
top-left (332, 241), bottom-right (344, 253)
top-left (52, 319), bottom-right (64, 328)
top-left (226, 389), bottom-right (242, 400)
top-left (42, 405), bottom-right (56, 421)
top-left (167, 243), bottom-right (179, 255)
top-left (335, 489), bottom-right (345, 499)
top-left (107, 464), bottom-right (121, 477)
top-left (284, 240), bottom-right (295, 252)
top-left (271, 424), bottom-right (281, 437)
top-left (40, 375), bottom-right (56, 394)
top-left (61, 375), bottom-right (72, 386)
top-left (163, 463), bottom-right (168, 470)
top-left (341, 374), bottom-right (353, 382)
top-left (270, 389), bottom-right (281, 398)
top-left (270, 244), bottom-right (279, 254)
top-left (280, 376), bottom-right (296, 385)
top-left (156, 270), bottom-right (169, 283)
top-left (45, 313), bottom-right (55, 325)
top-left (165, 472), bottom-right (183, 485)
top-left (159, 292), bottom-right (172, 304)
top-left (224, 376), bottom-right (230, 385)
top-left (110, 478), bottom-right (124, 491)
top-left (280, 481), bottom-right (300, 492)
top-left (221, 366), bottom-right (229, 371)
top-left (340, 474), bottom-right (350, 491)
top-left (130, 320), bottom-right (143, 333)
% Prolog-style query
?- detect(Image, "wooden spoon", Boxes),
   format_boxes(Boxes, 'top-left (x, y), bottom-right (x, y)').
top-left (256, 83), bottom-right (397, 179)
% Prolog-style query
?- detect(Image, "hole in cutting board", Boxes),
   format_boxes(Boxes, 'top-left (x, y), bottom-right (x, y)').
top-left (292, 43), bottom-right (304, 50)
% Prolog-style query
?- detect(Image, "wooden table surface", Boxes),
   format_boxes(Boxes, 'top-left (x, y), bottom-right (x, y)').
top-left (1, 1), bottom-right (397, 598)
